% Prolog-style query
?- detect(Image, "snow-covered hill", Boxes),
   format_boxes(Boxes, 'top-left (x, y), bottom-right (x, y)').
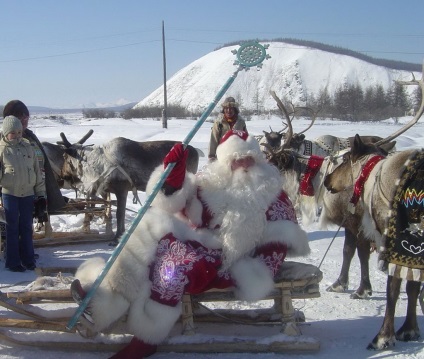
top-left (135, 41), bottom-right (421, 112)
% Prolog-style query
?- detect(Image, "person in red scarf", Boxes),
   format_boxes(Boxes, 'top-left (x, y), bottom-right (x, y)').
top-left (71, 130), bottom-right (310, 359)
top-left (208, 96), bottom-right (247, 161)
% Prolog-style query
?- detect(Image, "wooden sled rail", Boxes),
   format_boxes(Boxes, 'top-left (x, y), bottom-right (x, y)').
top-left (0, 262), bottom-right (322, 353)
top-left (182, 261), bottom-right (322, 337)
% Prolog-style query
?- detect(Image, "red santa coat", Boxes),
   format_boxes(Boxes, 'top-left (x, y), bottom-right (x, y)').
top-left (149, 190), bottom-right (296, 306)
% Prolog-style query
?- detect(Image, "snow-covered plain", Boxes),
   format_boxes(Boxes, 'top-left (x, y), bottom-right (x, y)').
top-left (0, 112), bottom-right (423, 359)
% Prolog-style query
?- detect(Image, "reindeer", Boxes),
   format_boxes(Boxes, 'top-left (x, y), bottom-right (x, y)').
top-left (51, 131), bottom-right (201, 245)
top-left (266, 91), bottom-right (396, 299)
top-left (268, 88), bottom-right (418, 299)
top-left (269, 91), bottom-right (385, 157)
top-left (323, 67), bottom-right (424, 349)
top-left (324, 136), bottom-right (424, 349)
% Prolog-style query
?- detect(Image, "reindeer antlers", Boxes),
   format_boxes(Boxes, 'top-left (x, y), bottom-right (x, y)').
top-left (270, 90), bottom-right (293, 149)
top-left (270, 90), bottom-right (320, 148)
top-left (58, 130), bottom-right (94, 148)
top-left (376, 62), bottom-right (424, 146)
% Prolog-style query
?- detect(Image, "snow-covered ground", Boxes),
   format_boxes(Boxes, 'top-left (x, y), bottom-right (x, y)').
top-left (0, 113), bottom-right (423, 359)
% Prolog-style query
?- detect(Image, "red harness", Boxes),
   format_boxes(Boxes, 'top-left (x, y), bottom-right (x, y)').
top-left (349, 155), bottom-right (384, 206)
top-left (299, 155), bottom-right (325, 196)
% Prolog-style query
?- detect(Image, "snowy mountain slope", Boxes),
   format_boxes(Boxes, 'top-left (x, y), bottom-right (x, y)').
top-left (135, 42), bottom-right (421, 112)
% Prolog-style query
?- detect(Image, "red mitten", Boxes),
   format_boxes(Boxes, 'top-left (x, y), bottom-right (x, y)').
top-left (163, 143), bottom-right (188, 190)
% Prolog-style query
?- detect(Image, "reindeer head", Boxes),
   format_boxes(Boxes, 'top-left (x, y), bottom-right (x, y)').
top-left (324, 135), bottom-right (399, 194)
top-left (269, 90), bottom-right (319, 151)
top-left (57, 130), bottom-right (94, 188)
top-left (263, 129), bottom-right (284, 150)
top-left (287, 133), bottom-right (306, 150)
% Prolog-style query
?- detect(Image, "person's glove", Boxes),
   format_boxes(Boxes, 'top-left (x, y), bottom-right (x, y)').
top-left (163, 143), bottom-right (188, 190)
top-left (34, 196), bottom-right (48, 222)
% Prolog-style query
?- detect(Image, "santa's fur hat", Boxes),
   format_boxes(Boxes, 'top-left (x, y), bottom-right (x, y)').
top-left (216, 129), bottom-right (263, 166)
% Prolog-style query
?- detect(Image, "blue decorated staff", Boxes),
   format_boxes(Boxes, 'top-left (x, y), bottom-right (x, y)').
top-left (67, 41), bottom-right (271, 332)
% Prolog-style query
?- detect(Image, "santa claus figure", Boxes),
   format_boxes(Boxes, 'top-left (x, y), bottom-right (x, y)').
top-left (71, 129), bottom-right (310, 359)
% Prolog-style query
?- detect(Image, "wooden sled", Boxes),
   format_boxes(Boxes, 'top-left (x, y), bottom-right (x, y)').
top-left (32, 197), bottom-right (115, 245)
top-left (0, 261), bottom-right (322, 353)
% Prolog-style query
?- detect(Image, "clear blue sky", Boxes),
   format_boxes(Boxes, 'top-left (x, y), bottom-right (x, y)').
top-left (1, 0), bottom-right (423, 109)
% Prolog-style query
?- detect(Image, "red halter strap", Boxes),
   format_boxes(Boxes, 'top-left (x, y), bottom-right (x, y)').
top-left (349, 155), bottom-right (384, 206)
top-left (299, 155), bottom-right (325, 196)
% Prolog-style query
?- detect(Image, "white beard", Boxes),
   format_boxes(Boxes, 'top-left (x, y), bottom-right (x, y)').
top-left (198, 159), bottom-right (283, 269)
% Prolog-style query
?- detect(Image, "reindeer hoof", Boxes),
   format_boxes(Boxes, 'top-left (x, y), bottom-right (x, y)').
top-left (396, 328), bottom-right (421, 342)
top-left (350, 289), bottom-right (372, 299)
top-left (326, 280), bottom-right (348, 293)
top-left (367, 335), bottom-right (395, 350)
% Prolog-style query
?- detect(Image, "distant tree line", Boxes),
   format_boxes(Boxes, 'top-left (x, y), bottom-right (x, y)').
top-left (121, 105), bottom-right (200, 119)
top-left (82, 108), bottom-right (117, 118)
top-left (302, 82), bottom-right (422, 121)
top-left (84, 82), bottom-right (421, 122)
top-left (224, 82), bottom-right (421, 122)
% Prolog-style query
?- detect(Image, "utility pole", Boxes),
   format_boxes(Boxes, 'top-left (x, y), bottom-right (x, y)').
top-left (162, 20), bottom-right (168, 129)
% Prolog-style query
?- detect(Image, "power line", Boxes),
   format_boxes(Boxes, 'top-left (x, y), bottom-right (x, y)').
top-left (0, 40), bottom-right (160, 63)
top-left (0, 28), bottom-right (161, 50)
top-left (1, 38), bottom-right (422, 64)
top-left (168, 27), bottom-right (424, 38)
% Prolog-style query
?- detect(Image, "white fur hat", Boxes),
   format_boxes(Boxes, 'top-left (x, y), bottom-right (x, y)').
top-left (216, 130), bottom-right (262, 164)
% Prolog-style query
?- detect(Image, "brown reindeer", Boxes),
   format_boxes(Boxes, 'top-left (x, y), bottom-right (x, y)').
top-left (323, 65), bottom-right (424, 349)
top-left (51, 132), bottom-right (201, 244)
top-left (324, 136), bottom-right (423, 349)
top-left (266, 91), bottom-right (396, 299)
top-left (266, 148), bottom-right (384, 299)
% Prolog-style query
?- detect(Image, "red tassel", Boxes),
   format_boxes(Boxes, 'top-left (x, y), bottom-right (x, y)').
top-left (299, 155), bottom-right (324, 196)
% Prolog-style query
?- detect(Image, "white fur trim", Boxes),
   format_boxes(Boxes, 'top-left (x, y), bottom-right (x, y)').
top-left (264, 220), bottom-right (310, 257)
top-left (184, 196), bottom-right (204, 227)
top-left (299, 195), bottom-right (318, 226)
top-left (75, 257), bottom-right (130, 332)
top-left (229, 257), bottom-right (274, 301)
top-left (127, 297), bottom-right (182, 344)
top-left (191, 228), bottom-right (222, 249)
top-left (216, 133), bottom-right (262, 165)
top-left (88, 285), bottom-right (130, 332)
top-left (146, 166), bottom-right (196, 213)
top-left (75, 257), bottom-right (105, 287)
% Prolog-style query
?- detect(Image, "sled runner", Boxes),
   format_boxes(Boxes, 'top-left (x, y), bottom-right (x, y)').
top-left (0, 261), bottom-right (322, 353)
top-left (181, 261), bottom-right (322, 337)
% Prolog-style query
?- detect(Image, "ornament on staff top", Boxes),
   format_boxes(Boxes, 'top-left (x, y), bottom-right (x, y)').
top-left (232, 41), bottom-right (271, 70)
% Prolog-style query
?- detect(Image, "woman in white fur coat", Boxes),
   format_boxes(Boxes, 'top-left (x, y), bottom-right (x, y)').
top-left (72, 129), bottom-right (310, 359)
